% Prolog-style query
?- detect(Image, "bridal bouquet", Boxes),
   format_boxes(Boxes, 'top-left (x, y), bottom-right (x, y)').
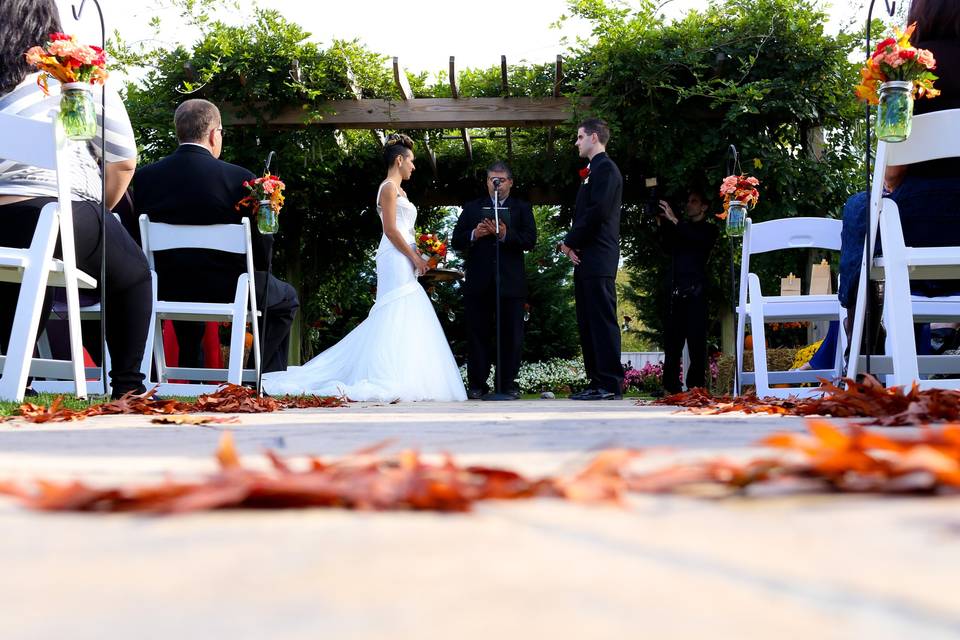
top-left (417, 232), bottom-right (447, 269)
top-left (855, 23), bottom-right (939, 105)
top-left (25, 32), bottom-right (108, 93)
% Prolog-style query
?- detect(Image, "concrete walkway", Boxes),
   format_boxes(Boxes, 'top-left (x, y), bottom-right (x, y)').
top-left (1, 400), bottom-right (958, 639)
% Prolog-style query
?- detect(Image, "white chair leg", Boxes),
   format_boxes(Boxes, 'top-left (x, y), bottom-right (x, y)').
top-left (0, 207), bottom-right (58, 402)
top-left (735, 308), bottom-right (746, 396)
top-left (747, 274), bottom-right (772, 398)
top-left (879, 202), bottom-right (920, 387)
top-left (227, 274), bottom-right (248, 385)
top-left (139, 271), bottom-right (158, 386)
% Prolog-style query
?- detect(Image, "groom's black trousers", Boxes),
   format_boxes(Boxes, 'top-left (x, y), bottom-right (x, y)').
top-left (574, 272), bottom-right (623, 393)
top-left (464, 281), bottom-right (524, 393)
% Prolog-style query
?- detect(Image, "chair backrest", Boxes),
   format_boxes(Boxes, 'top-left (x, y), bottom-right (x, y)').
top-left (744, 217), bottom-right (842, 255)
top-left (0, 110), bottom-right (73, 221)
top-left (0, 109), bottom-right (79, 288)
top-left (138, 214), bottom-right (256, 282)
top-left (0, 111), bottom-right (59, 170)
top-left (739, 217), bottom-right (842, 307)
top-left (868, 109), bottom-right (960, 263)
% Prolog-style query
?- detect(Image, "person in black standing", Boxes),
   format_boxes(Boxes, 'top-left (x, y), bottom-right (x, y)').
top-left (133, 99), bottom-right (299, 374)
top-left (452, 161), bottom-right (537, 399)
top-left (657, 188), bottom-right (719, 393)
top-left (558, 118), bottom-right (624, 400)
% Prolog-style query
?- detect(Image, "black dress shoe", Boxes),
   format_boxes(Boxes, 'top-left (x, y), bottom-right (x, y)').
top-left (505, 389), bottom-right (520, 400)
top-left (569, 388), bottom-right (596, 400)
top-left (572, 388), bottom-right (622, 401)
top-left (467, 388), bottom-right (485, 400)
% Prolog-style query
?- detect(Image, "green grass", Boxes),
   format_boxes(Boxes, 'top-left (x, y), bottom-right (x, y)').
top-left (0, 393), bottom-right (109, 417)
top-left (0, 393), bottom-right (204, 417)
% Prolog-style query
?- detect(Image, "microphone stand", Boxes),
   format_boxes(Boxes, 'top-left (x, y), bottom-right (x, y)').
top-left (861, 0), bottom-right (897, 379)
top-left (256, 151), bottom-right (277, 397)
top-left (71, 0), bottom-right (108, 395)
top-left (483, 180), bottom-right (514, 401)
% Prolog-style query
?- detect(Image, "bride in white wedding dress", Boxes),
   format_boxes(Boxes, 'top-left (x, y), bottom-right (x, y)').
top-left (262, 134), bottom-right (467, 401)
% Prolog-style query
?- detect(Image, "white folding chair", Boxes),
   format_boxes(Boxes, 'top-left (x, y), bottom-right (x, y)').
top-left (735, 217), bottom-right (846, 398)
top-left (848, 109), bottom-right (960, 389)
top-left (0, 112), bottom-right (96, 401)
top-left (139, 214), bottom-right (261, 396)
top-left (32, 213), bottom-right (153, 397)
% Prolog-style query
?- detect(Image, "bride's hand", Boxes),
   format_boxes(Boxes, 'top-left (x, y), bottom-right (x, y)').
top-left (412, 254), bottom-right (430, 277)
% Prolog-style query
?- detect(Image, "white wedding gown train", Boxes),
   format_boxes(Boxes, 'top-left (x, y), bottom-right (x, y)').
top-left (261, 182), bottom-right (466, 402)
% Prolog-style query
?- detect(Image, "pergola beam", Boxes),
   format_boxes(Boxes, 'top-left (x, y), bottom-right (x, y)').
top-left (224, 96), bottom-right (589, 129)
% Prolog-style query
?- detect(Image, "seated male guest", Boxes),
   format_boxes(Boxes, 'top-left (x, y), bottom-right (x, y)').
top-left (133, 99), bottom-right (298, 373)
top-left (452, 161), bottom-right (537, 399)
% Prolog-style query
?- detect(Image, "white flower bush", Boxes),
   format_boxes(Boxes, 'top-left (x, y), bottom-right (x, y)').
top-left (459, 357), bottom-right (588, 394)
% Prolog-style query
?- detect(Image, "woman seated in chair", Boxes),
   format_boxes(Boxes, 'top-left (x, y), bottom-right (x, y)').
top-left (0, 0), bottom-right (151, 398)
top-left (832, 0), bottom-right (960, 365)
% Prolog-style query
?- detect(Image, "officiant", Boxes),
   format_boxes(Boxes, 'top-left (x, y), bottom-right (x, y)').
top-left (452, 161), bottom-right (537, 399)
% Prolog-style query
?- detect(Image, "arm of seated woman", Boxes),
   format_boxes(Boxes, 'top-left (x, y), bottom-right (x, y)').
top-left (105, 158), bottom-right (137, 210)
top-left (884, 165), bottom-right (907, 192)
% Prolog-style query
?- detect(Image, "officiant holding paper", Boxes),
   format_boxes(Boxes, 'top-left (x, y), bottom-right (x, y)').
top-left (452, 162), bottom-right (537, 399)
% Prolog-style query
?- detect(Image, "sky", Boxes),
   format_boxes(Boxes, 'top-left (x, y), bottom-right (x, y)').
top-left (58, 0), bottom-right (888, 79)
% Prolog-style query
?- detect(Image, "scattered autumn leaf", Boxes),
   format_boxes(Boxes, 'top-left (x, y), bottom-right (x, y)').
top-left (13, 384), bottom-right (347, 425)
top-left (4, 420), bottom-right (959, 515)
top-left (649, 377), bottom-right (960, 425)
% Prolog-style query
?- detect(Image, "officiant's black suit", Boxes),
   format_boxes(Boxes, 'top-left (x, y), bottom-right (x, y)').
top-left (452, 195), bottom-right (537, 393)
top-left (132, 145), bottom-right (299, 373)
top-left (564, 152), bottom-right (623, 393)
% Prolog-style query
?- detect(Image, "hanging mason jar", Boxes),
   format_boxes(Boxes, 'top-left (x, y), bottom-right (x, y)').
top-left (257, 200), bottom-right (279, 234)
top-left (59, 82), bottom-right (96, 141)
top-left (726, 200), bottom-right (747, 238)
top-left (876, 80), bottom-right (914, 143)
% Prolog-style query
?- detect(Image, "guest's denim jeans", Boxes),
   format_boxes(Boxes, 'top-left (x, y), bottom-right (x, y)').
top-left (838, 176), bottom-right (960, 309)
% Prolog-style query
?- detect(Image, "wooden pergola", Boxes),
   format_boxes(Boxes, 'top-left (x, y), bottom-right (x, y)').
top-left (226, 55), bottom-right (591, 203)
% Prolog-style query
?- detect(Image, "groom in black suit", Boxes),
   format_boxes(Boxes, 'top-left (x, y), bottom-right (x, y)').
top-left (559, 118), bottom-right (624, 400)
top-left (452, 161), bottom-right (537, 399)
top-left (132, 99), bottom-right (299, 374)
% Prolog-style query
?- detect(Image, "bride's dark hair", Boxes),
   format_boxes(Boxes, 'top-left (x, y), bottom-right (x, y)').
top-left (383, 133), bottom-right (414, 168)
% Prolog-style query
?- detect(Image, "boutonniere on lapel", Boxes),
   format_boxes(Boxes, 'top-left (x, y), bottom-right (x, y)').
top-left (579, 165), bottom-right (591, 185)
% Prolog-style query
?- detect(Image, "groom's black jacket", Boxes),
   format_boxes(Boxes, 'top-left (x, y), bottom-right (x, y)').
top-left (132, 145), bottom-right (273, 303)
top-left (563, 152), bottom-right (622, 279)
top-left (452, 195), bottom-right (537, 298)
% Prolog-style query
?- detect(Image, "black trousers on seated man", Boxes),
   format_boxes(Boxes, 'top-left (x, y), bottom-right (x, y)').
top-left (464, 284), bottom-right (525, 394)
top-left (174, 271), bottom-right (299, 374)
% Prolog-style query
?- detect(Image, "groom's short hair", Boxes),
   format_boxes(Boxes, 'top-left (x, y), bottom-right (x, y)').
top-left (174, 99), bottom-right (221, 143)
top-left (579, 118), bottom-right (610, 145)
